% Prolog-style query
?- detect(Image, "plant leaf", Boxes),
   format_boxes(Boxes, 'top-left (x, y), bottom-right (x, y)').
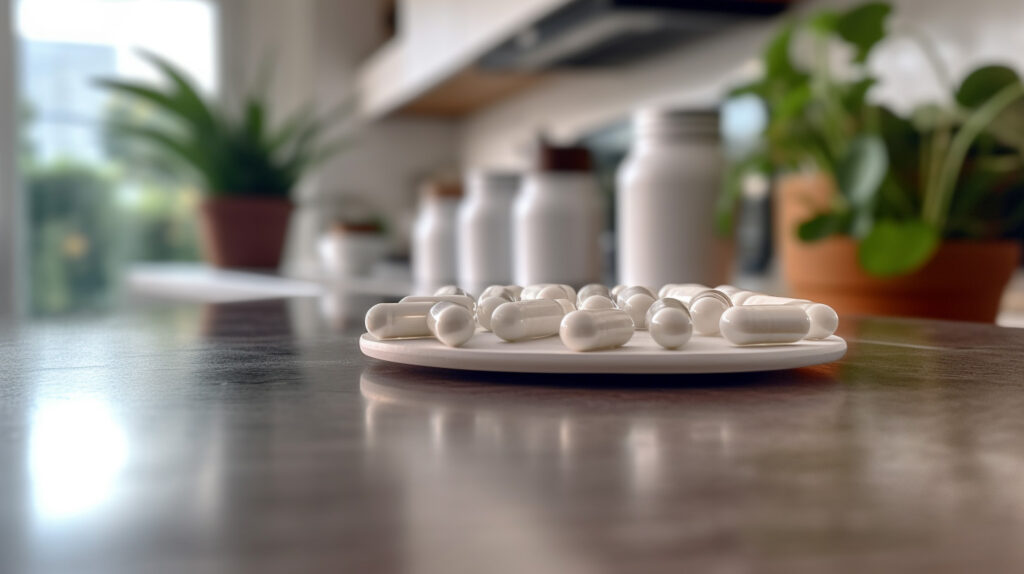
top-left (841, 77), bottom-right (876, 113)
top-left (98, 52), bottom-right (351, 198)
top-left (837, 135), bottom-right (888, 239)
top-left (877, 106), bottom-right (920, 192)
top-left (809, 10), bottom-right (840, 34)
top-left (838, 134), bottom-right (889, 207)
top-left (858, 219), bottom-right (939, 276)
top-left (107, 123), bottom-right (208, 176)
top-left (777, 81), bottom-right (812, 120)
top-left (957, 65), bottom-right (1021, 108)
top-left (956, 65), bottom-right (1024, 151)
top-left (135, 50), bottom-right (217, 130)
top-left (764, 22), bottom-right (800, 81)
top-left (798, 212), bottom-right (843, 241)
top-left (245, 99), bottom-right (264, 142)
top-left (836, 2), bottom-right (891, 63)
top-left (96, 80), bottom-right (192, 123)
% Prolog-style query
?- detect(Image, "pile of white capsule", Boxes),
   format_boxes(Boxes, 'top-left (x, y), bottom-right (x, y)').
top-left (364, 283), bottom-right (839, 352)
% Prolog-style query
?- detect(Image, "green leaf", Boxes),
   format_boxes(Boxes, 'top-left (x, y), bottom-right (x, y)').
top-left (837, 135), bottom-right (888, 239)
top-left (841, 77), bottom-right (877, 113)
top-left (96, 80), bottom-right (192, 123)
top-left (98, 50), bottom-right (350, 198)
top-left (108, 123), bottom-right (214, 180)
top-left (838, 134), bottom-right (889, 207)
top-left (957, 65), bottom-right (1021, 108)
top-left (728, 81), bottom-right (766, 99)
top-left (836, 3), bottom-right (891, 63)
top-left (956, 65), bottom-right (1024, 151)
top-left (764, 22), bottom-right (799, 81)
top-left (911, 102), bottom-right (962, 133)
top-left (809, 11), bottom-right (840, 34)
top-left (877, 106), bottom-right (919, 183)
top-left (777, 81), bottom-right (812, 120)
top-left (244, 99), bottom-right (264, 142)
top-left (798, 212), bottom-right (843, 241)
top-left (135, 50), bottom-right (217, 130)
top-left (858, 219), bottom-right (939, 276)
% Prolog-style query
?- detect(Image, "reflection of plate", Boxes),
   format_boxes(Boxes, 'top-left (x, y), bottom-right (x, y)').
top-left (360, 331), bottom-right (846, 374)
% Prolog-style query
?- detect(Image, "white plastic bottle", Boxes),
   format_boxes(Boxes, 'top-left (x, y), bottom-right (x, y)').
top-left (457, 171), bottom-right (520, 296)
top-left (514, 145), bottom-right (602, 287)
top-left (616, 108), bottom-right (723, 287)
top-left (411, 179), bottom-right (462, 295)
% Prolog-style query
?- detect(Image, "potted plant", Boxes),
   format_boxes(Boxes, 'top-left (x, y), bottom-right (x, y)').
top-left (98, 52), bottom-right (345, 269)
top-left (722, 2), bottom-right (1024, 321)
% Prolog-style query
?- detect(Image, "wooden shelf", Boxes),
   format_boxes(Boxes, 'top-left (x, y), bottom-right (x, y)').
top-left (397, 68), bottom-right (545, 117)
top-left (354, 0), bottom-right (795, 121)
top-left (355, 0), bottom-right (568, 121)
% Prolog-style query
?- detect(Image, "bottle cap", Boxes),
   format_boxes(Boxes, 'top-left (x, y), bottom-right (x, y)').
top-left (634, 108), bottom-right (720, 139)
top-left (420, 179), bottom-right (463, 199)
top-left (535, 143), bottom-right (593, 173)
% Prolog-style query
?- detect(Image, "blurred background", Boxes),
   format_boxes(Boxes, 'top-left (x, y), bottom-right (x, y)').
top-left (1, 0), bottom-right (1022, 324)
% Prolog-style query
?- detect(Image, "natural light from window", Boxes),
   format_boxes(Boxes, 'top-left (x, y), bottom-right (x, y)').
top-left (16, 0), bottom-right (218, 316)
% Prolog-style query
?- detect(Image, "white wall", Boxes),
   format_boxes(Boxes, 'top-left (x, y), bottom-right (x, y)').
top-left (458, 0), bottom-right (1024, 169)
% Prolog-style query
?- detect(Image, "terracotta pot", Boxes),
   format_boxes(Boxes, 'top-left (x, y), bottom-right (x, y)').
top-left (776, 173), bottom-right (1021, 322)
top-left (199, 197), bottom-right (293, 269)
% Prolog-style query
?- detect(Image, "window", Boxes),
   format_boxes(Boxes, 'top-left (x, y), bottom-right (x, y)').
top-left (16, 0), bottom-right (217, 315)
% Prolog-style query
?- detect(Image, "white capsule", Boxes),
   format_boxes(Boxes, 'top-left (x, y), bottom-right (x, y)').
top-left (557, 284), bottom-right (577, 302)
top-left (689, 290), bottom-right (732, 336)
top-left (729, 291), bottom-right (759, 305)
top-left (645, 297), bottom-right (688, 328)
top-left (426, 302), bottom-right (476, 347)
top-left (620, 293), bottom-right (656, 329)
top-left (610, 285), bottom-right (626, 299)
top-left (649, 307), bottom-right (693, 349)
top-left (741, 294), bottom-right (811, 306)
top-left (476, 293), bottom-right (514, 331)
top-left (520, 284), bottom-right (544, 300)
top-left (719, 305), bottom-right (811, 345)
top-left (713, 285), bottom-right (744, 298)
top-left (400, 294), bottom-right (475, 310)
top-left (615, 285), bottom-right (655, 306)
top-left (504, 285), bottom-right (524, 300)
top-left (576, 283), bottom-right (610, 305)
top-left (559, 309), bottom-right (634, 352)
top-left (535, 284), bottom-right (574, 301)
top-left (799, 302), bottom-right (839, 339)
top-left (479, 285), bottom-right (514, 301)
top-left (434, 285), bottom-right (471, 298)
top-left (364, 302), bottom-right (435, 339)
top-left (659, 283), bottom-right (710, 300)
top-left (491, 299), bottom-right (576, 342)
top-left (580, 295), bottom-right (617, 310)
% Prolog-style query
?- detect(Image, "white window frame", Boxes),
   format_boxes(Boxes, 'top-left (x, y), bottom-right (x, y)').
top-left (0, 0), bottom-right (21, 319)
top-left (0, 0), bottom-right (228, 318)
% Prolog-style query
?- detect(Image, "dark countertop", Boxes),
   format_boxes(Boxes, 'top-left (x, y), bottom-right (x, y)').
top-left (2, 296), bottom-right (1024, 573)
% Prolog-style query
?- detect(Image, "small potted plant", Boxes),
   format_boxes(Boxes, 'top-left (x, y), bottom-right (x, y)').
top-left (98, 52), bottom-right (345, 269)
top-left (723, 2), bottom-right (1024, 321)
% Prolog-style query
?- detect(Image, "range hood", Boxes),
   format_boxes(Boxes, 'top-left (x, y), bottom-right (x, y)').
top-left (479, 0), bottom-right (791, 71)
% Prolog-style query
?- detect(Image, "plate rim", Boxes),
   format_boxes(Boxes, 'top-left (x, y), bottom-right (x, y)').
top-left (359, 332), bottom-right (847, 374)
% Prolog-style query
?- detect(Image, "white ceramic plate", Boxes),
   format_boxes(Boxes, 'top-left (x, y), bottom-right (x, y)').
top-left (359, 331), bottom-right (847, 374)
